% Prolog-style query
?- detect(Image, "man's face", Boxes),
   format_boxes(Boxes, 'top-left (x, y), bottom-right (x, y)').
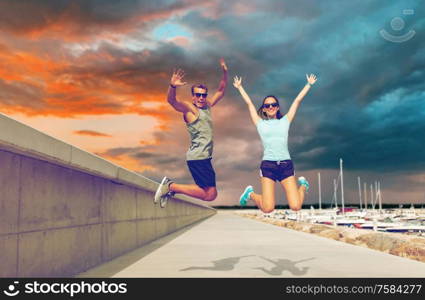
top-left (192, 87), bottom-right (208, 108)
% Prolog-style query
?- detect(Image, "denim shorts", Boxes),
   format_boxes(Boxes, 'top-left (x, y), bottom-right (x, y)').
top-left (260, 160), bottom-right (294, 182)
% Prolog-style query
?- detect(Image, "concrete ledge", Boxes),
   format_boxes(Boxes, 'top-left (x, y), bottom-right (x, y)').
top-left (0, 235), bottom-right (18, 277)
top-left (0, 151), bottom-right (20, 235)
top-left (0, 113), bottom-right (72, 165)
top-left (0, 112), bottom-right (216, 277)
top-left (18, 225), bottom-right (103, 277)
top-left (117, 167), bottom-right (157, 192)
top-left (70, 146), bottom-right (119, 179)
top-left (239, 212), bottom-right (425, 263)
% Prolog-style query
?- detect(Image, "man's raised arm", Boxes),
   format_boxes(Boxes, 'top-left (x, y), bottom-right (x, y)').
top-left (208, 58), bottom-right (228, 107)
top-left (167, 69), bottom-right (189, 112)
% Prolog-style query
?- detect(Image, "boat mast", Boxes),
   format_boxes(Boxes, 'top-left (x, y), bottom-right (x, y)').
top-left (364, 182), bottom-right (367, 210)
top-left (358, 176), bottom-right (362, 210)
top-left (378, 181), bottom-right (382, 214)
top-left (333, 178), bottom-right (338, 209)
top-left (340, 158), bottom-right (345, 216)
top-left (318, 172), bottom-right (322, 211)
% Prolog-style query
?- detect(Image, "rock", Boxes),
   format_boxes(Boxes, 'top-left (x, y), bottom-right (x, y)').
top-left (390, 244), bottom-right (425, 263)
top-left (339, 229), bottom-right (363, 245)
top-left (309, 225), bottom-right (331, 234)
top-left (317, 229), bottom-right (341, 241)
top-left (356, 233), bottom-right (405, 252)
top-left (237, 212), bottom-right (425, 263)
top-left (408, 238), bottom-right (425, 245)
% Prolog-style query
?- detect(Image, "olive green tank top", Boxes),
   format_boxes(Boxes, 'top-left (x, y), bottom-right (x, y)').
top-left (186, 107), bottom-right (213, 160)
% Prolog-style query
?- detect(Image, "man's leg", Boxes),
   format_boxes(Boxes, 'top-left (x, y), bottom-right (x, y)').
top-left (172, 158), bottom-right (217, 201)
top-left (169, 184), bottom-right (216, 201)
top-left (168, 183), bottom-right (203, 199)
top-left (203, 186), bottom-right (217, 201)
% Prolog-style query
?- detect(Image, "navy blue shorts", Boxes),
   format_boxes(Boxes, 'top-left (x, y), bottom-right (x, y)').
top-left (187, 158), bottom-right (216, 188)
top-left (260, 160), bottom-right (294, 182)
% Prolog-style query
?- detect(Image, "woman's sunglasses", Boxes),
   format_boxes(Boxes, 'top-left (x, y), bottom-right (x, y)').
top-left (263, 103), bottom-right (279, 108)
top-left (195, 93), bottom-right (208, 98)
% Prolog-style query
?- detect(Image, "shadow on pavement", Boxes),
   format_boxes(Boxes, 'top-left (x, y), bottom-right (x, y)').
top-left (180, 255), bottom-right (255, 272)
top-left (180, 255), bottom-right (315, 276)
top-left (254, 256), bottom-right (315, 276)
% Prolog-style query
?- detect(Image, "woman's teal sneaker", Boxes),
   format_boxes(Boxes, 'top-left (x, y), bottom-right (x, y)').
top-left (298, 176), bottom-right (309, 192)
top-left (239, 185), bottom-right (254, 206)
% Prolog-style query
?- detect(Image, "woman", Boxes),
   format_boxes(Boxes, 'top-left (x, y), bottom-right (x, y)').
top-left (233, 74), bottom-right (317, 213)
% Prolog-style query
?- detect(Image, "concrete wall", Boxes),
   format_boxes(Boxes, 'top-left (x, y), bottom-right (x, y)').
top-left (0, 113), bottom-right (216, 277)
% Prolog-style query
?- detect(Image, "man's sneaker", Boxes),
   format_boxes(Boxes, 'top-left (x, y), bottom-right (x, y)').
top-left (298, 176), bottom-right (309, 192)
top-left (160, 191), bottom-right (176, 208)
top-left (239, 185), bottom-right (254, 206)
top-left (154, 176), bottom-right (173, 204)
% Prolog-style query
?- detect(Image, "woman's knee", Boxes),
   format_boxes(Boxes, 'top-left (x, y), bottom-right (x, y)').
top-left (262, 204), bottom-right (275, 213)
top-left (287, 194), bottom-right (301, 211)
top-left (289, 203), bottom-right (302, 211)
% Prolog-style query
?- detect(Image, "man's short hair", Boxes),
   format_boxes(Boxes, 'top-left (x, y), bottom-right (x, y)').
top-left (191, 84), bottom-right (208, 96)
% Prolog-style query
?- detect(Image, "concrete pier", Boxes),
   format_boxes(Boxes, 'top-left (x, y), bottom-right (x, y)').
top-left (77, 211), bottom-right (425, 278)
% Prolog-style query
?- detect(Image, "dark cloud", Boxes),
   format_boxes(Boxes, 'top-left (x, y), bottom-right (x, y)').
top-left (0, 0), bottom-right (190, 38)
top-left (0, 79), bottom-right (46, 109)
top-left (60, 41), bottom-right (189, 96)
top-left (101, 146), bottom-right (141, 157)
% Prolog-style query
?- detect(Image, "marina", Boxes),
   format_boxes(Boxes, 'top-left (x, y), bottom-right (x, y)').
top-left (259, 158), bottom-right (425, 236)
top-left (261, 207), bottom-right (425, 235)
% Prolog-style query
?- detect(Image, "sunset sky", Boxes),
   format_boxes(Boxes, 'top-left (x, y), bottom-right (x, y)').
top-left (0, 0), bottom-right (424, 206)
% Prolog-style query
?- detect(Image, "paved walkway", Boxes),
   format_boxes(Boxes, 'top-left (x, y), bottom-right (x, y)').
top-left (77, 211), bottom-right (425, 277)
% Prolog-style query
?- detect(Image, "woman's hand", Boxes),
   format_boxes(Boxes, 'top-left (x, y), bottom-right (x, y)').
top-left (306, 73), bottom-right (317, 85)
top-left (233, 76), bottom-right (242, 89)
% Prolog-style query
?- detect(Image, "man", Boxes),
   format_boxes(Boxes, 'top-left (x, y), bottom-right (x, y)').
top-left (154, 59), bottom-right (228, 207)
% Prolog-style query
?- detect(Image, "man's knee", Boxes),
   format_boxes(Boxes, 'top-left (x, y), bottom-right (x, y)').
top-left (203, 188), bottom-right (217, 201)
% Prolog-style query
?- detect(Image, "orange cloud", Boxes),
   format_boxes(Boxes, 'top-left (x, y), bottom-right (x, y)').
top-left (0, 44), bottom-right (66, 83)
top-left (169, 36), bottom-right (191, 48)
top-left (74, 130), bottom-right (112, 137)
top-left (139, 139), bottom-right (160, 146)
top-left (0, 43), bottom-right (177, 122)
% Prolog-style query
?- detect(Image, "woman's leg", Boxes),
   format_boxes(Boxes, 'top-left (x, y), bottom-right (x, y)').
top-left (280, 176), bottom-right (306, 211)
top-left (250, 177), bottom-right (276, 213)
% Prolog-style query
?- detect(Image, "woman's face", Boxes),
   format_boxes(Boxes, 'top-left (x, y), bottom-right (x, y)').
top-left (262, 97), bottom-right (279, 118)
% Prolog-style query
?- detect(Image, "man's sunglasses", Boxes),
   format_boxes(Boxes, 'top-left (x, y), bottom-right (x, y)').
top-left (195, 93), bottom-right (208, 98)
top-left (263, 103), bottom-right (279, 108)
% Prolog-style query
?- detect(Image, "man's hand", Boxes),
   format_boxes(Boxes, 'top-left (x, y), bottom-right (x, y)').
top-left (306, 73), bottom-right (317, 85)
top-left (233, 76), bottom-right (242, 89)
top-left (170, 69), bottom-right (187, 87)
top-left (219, 58), bottom-right (228, 72)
